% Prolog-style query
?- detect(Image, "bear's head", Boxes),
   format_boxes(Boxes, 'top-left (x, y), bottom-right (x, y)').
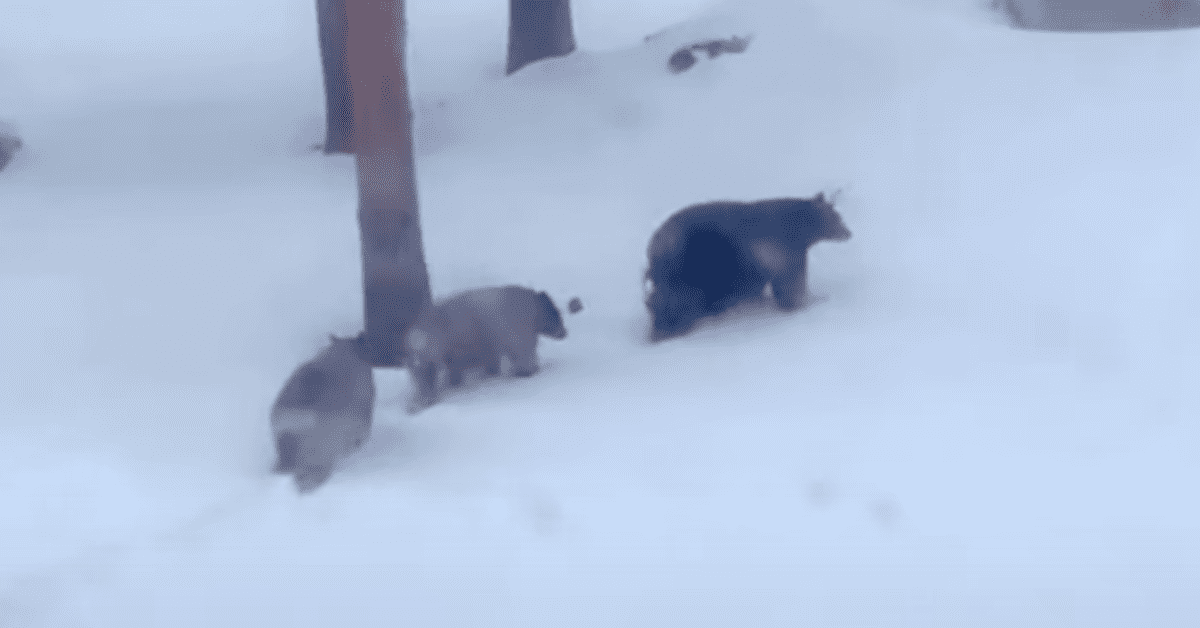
top-left (779, 194), bottom-right (851, 246)
top-left (536, 292), bottom-right (568, 339)
top-left (810, 192), bottom-right (852, 242)
top-left (646, 284), bottom-right (705, 341)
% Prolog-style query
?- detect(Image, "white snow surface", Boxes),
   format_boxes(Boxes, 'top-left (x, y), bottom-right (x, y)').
top-left (2, 0), bottom-right (1200, 625)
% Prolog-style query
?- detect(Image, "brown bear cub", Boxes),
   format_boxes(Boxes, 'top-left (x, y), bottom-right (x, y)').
top-left (644, 194), bottom-right (851, 341)
top-left (405, 286), bottom-right (568, 412)
top-left (270, 335), bottom-right (375, 493)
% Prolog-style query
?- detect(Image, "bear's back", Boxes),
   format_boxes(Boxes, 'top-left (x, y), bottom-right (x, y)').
top-left (423, 293), bottom-right (497, 368)
top-left (659, 199), bottom-right (824, 251)
top-left (460, 286), bottom-right (541, 342)
top-left (273, 338), bottom-right (367, 414)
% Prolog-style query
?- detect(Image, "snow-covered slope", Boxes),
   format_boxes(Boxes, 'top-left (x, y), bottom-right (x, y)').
top-left (2, 0), bottom-right (1199, 625)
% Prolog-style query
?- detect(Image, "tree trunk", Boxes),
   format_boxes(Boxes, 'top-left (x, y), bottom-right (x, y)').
top-left (343, 0), bottom-right (432, 366)
top-left (506, 0), bottom-right (576, 75)
top-left (999, 0), bottom-right (1200, 31)
top-left (315, 0), bottom-right (354, 154)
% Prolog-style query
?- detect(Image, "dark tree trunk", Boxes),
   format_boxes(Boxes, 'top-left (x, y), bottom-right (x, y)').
top-left (998, 0), bottom-right (1200, 31)
top-left (316, 0), bottom-right (354, 154)
top-left (343, 0), bottom-right (432, 366)
top-left (506, 0), bottom-right (576, 75)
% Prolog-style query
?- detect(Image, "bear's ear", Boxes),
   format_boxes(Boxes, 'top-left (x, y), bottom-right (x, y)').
top-left (815, 192), bottom-right (825, 203)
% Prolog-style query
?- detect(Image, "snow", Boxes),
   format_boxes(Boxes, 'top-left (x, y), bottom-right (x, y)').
top-left (2, 0), bottom-right (1200, 625)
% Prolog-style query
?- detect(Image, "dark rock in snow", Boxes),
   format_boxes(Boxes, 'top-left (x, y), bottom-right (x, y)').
top-left (667, 35), bottom-right (752, 73)
top-left (644, 193), bottom-right (851, 341)
top-left (405, 286), bottom-right (568, 412)
top-left (668, 48), bottom-right (698, 73)
top-left (692, 35), bottom-right (752, 59)
top-left (567, 297), bottom-right (584, 314)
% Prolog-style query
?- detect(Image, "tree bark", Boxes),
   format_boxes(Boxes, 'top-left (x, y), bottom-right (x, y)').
top-left (999, 0), bottom-right (1200, 31)
top-left (315, 0), bottom-right (353, 154)
top-left (343, 0), bottom-right (432, 366)
top-left (506, 0), bottom-right (576, 75)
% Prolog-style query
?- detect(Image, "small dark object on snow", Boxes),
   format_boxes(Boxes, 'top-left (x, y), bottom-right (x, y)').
top-left (405, 286), bottom-right (568, 412)
top-left (667, 35), bottom-right (752, 74)
top-left (0, 130), bottom-right (22, 173)
top-left (644, 193), bottom-right (851, 341)
top-left (270, 334), bottom-right (375, 493)
top-left (567, 297), bottom-right (584, 314)
top-left (668, 48), bottom-right (697, 73)
top-left (693, 35), bottom-right (751, 58)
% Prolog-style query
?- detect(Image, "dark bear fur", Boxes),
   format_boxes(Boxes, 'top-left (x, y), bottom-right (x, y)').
top-left (644, 194), bottom-right (851, 340)
top-left (405, 285), bottom-right (568, 412)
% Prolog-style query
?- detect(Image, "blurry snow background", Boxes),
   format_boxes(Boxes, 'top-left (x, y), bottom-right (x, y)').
top-left (2, 0), bottom-right (1199, 625)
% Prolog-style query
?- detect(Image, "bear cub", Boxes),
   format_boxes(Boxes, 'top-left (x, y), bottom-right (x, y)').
top-left (405, 285), bottom-right (567, 412)
top-left (644, 193), bottom-right (851, 340)
top-left (270, 334), bottom-right (375, 493)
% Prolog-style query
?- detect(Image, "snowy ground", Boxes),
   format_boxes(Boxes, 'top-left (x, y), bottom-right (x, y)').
top-left (2, 0), bottom-right (1199, 625)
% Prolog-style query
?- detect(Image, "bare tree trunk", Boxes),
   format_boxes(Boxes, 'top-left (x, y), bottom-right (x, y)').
top-left (343, 0), bottom-right (432, 366)
top-left (316, 0), bottom-right (353, 154)
top-left (268, 0), bottom-right (425, 493)
top-left (998, 0), bottom-right (1200, 31)
top-left (506, 0), bottom-right (576, 75)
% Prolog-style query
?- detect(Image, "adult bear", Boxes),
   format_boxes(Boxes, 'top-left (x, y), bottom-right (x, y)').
top-left (405, 285), bottom-right (568, 411)
top-left (644, 193), bottom-right (851, 340)
top-left (270, 335), bottom-right (375, 493)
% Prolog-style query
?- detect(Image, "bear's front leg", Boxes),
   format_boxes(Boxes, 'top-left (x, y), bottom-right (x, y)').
top-left (483, 351), bottom-right (501, 377)
top-left (508, 347), bottom-right (539, 378)
top-left (770, 253), bottom-right (808, 310)
top-left (647, 285), bottom-right (705, 340)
